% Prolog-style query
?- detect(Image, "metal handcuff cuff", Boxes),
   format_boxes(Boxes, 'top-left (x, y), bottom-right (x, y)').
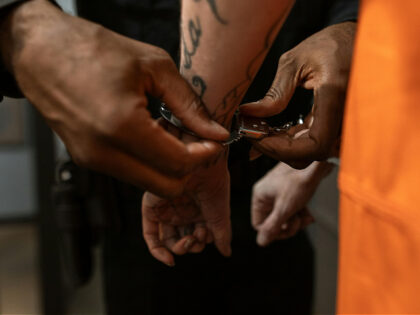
top-left (160, 104), bottom-right (305, 146)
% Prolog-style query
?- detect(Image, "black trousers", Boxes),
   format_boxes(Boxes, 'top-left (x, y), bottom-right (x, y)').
top-left (102, 165), bottom-right (314, 315)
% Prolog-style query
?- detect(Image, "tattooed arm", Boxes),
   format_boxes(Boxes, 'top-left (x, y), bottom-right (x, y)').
top-left (141, 0), bottom-right (295, 266)
top-left (181, 0), bottom-right (295, 127)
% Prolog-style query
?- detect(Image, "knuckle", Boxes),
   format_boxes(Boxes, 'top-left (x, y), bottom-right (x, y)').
top-left (265, 86), bottom-right (282, 102)
top-left (94, 101), bottom-right (149, 140)
top-left (278, 51), bottom-right (296, 68)
top-left (252, 183), bottom-right (262, 196)
top-left (144, 47), bottom-right (174, 71)
top-left (173, 92), bottom-right (201, 117)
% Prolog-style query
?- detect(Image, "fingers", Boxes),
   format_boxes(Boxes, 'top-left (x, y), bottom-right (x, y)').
top-left (176, 224), bottom-right (207, 254)
top-left (201, 190), bottom-right (232, 257)
top-left (256, 207), bottom-right (315, 246)
top-left (277, 216), bottom-right (302, 240)
top-left (185, 141), bottom-right (225, 169)
top-left (73, 140), bottom-right (188, 198)
top-left (150, 60), bottom-right (229, 141)
top-left (142, 201), bottom-right (175, 267)
top-left (251, 84), bottom-right (344, 164)
top-left (156, 220), bottom-right (209, 257)
top-left (240, 52), bottom-right (298, 117)
top-left (250, 186), bottom-right (274, 229)
top-left (256, 197), bottom-right (293, 247)
top-left (210, 221), bottom-right (232, 257)
top-left (277, 208), bottom-right (315, 240)
top-left (114, 114), bottom-right (224, 179)
top-left (160, 224), bottom-right (197, 255)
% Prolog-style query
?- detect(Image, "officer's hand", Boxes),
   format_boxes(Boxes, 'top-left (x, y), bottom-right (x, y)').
top-left (240, 22), bottom-right (356, 168)
top-left (0, 0), bottom-right (228, 197)
top-left (251, 161), bottom-right (333, 246)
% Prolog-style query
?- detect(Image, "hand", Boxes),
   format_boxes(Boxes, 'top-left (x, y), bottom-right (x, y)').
top-left (142, 130), bottom-right (231, 266)
top-left (0, 0), bottom-right (229, 197)
top-left (251, 161), bottom-right (333, 246)
top-left (241, 22), bottom-right (356, 168)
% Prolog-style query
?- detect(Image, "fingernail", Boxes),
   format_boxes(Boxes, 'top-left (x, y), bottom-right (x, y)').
top-left (257, 233), bottom-right (268, 247)
top-left (195, 229), bottom-right (206, 243)
top-left (184, 238), bottom-right (195, 250)
top-left (202, 141), bottom-right (218, 150)
top-left (210, 120), bottom-right (230, 137)
top-left (240, 101), bottom-right (260, 111)
top-left (166, 260), bottom-right (175, 267)
top-left (293, 129), bottom-right (309, 139)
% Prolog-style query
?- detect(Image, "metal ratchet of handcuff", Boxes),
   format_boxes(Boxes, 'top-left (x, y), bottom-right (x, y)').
top-left (160, 104), bottom-right (305, 146)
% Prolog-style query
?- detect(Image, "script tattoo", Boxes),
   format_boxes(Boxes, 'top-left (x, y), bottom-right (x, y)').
top-left (182, 17), bottom-right (202, 70)
top-left (193, 0), bottom-right (228, 25)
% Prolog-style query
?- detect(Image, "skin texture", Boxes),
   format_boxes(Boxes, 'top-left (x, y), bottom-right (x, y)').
top-left (142, 125), bottom-right (230, 266)
top-left (241, 22), bottom-right (356, 168)
top-left (251, 161), bottom-right (333, 247)
top-left (142, 0), bottom-right (295, 266)
top-left (0, 0), bottom-right (229, 198)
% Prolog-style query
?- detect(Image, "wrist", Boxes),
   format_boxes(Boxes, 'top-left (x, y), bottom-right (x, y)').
top-left (0, 0), bottom-right (64, 74)
top-left (297, 161), bottom-right (334, 184)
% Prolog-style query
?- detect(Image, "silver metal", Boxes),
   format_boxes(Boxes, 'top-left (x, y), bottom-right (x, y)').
top-left (160, 105), bottom-right (186, 131)
top-left (160, 104), bottom-right (306, 146)
top-left (223, 129), bottom-right (242, 146)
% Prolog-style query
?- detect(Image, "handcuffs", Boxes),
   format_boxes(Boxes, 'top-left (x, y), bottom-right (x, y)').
top-left (160, 104), bottom-right (304, 146)
top-left (160, 104), bottom-right (340, 165)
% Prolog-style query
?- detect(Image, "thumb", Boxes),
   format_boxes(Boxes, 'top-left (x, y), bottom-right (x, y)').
top-left (185, 141), bottom-right (224, 171)
top-left (240, 53), bottom-right (298, 117)
top-left (152, 62), bottom-right (229, 141)
top-left (208, 217), bottom-right (232, 257)
top-left (201, 190), bottom-right (232, 257)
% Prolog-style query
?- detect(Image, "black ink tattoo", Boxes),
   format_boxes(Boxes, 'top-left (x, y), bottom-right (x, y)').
top-left (181, 17), bottom-right (202, 70)
top-left (191, 75), bottom-right (207, 98)
top-left (210, 16), bottom-right (286, 127)
top-left (194, 0), bottom-right (228, 25)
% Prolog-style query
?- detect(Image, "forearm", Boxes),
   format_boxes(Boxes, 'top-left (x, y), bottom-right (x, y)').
top-left (272, 160), bottom-right (334, 185)
top-left (180, 0), bottom-right (295, 128)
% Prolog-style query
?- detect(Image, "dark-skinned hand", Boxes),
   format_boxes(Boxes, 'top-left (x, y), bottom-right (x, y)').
top-left (0, 0), bottom-right (228, 197)
top-left (241, 22), bottom-right (356, 168)
top-left (142, 124), bottom-right (231, 267)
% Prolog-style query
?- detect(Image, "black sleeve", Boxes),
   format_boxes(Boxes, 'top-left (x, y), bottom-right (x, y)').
top-left (327, 0), bottom-right (359, 25)
top-left (0, 0), bottom-right (60, 102)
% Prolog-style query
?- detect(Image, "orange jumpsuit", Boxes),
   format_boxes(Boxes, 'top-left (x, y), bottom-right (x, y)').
top-left (337, 0), bottom-right (420, 313)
